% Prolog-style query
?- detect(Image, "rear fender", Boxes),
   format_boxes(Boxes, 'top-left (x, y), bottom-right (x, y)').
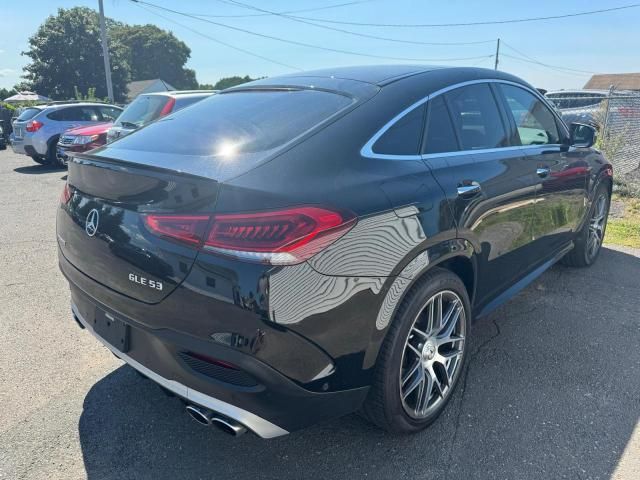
top-left (362, 238), bottom-right (475, 370)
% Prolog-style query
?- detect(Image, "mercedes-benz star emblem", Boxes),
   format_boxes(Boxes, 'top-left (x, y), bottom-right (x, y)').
top-left (85, 209), bottom-right (100, 237)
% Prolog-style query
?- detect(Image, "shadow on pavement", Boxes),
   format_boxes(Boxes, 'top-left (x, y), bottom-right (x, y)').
top-left (14, 164), bottom-right (64, 175)
top-left (78, 247), bottom-right (640, 479)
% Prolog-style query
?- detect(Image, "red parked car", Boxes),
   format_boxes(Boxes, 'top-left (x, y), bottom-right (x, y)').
top-left (56, 122), bottom-right (113, 165)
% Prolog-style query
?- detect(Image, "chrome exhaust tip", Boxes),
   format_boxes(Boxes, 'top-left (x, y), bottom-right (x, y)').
top-left (211, 416), bottom-right (247, 436)
top-left (185, 405), bottom-right (248, 436)
top-left (185, 405), bottom-right (213, 426)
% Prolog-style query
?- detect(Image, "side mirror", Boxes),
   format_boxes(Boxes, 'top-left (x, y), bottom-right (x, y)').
top-left (570, 122), bottom-right (596, 148)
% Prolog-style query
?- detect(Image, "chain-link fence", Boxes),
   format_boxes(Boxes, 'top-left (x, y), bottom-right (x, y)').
top-left (547, 88), bottom-right (640, 196)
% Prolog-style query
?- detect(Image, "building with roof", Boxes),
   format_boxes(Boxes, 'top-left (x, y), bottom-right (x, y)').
top-left (584, 73), bottom-right (640, 91)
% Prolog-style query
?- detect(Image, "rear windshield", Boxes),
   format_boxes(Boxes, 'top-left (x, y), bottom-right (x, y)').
top-left (115, 95), bottom-right (170, 128)
top-left (16, 108), bottom-right (41, 121)
top-left (110, 89), bottom-right (353, 156)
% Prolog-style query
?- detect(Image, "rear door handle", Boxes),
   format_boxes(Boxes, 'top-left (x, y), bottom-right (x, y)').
top-left (457, 182), bottom-right (481, 197)
top-left (537, 167), bottom-right (551, 178)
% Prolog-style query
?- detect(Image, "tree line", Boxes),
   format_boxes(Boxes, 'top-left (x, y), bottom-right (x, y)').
top-left (7, 7), bottom-right (258, 103)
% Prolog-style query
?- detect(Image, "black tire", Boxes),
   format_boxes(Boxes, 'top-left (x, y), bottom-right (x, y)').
top-left (47, 137), bottom-right (65, 168)
top-left (30, 155), bottom-right (50, 165)
top-left (561, 183), bottom-right (610, 268)
top-left (362, 267), bottom-right (471, 433)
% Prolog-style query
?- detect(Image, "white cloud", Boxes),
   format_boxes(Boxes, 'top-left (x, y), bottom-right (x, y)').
top-left (0, 68), bottom-right (16, 77)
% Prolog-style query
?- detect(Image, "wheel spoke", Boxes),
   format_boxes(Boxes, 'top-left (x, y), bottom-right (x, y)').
top-left (401, 359), bottom-right (421, 387)
top-left (437, 300), bottom-right (461, 341)
top-left (428, 365), bottom-right (444, 398)
top-left (406, 342), bottom-right (422, 358)
top-left (433, 293), bottom-right (443, 333)
top-left (411, 326), bottom-right (429, 340)
top-left (402, 367), bottom-right (424, 400)
top-left (415, 371), bottom-right (433, 414)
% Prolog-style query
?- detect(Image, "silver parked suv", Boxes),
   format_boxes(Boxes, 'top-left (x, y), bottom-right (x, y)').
top-left (11, 102), bottom-right (122, 167)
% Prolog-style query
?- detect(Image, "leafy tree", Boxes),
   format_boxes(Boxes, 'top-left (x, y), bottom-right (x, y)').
top-left (21, 7), bottom-right (130, 102)
top-left (213, 75), bottom-right (259, 90)
top-left (113, 25), bottom-right (198, 90)
top-left (198, 83), bottom-right (215, 91)
top-left (0, 88), bottom-right (17, 101)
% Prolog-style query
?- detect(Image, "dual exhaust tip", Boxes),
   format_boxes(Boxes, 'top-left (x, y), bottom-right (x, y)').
top-left (185, 404), bottom-right (248, 436)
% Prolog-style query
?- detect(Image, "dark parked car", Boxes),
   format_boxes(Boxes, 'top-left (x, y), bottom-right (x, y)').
top-left (57, 66), bottom-right (612, 438)
top-left (0, 123), bottom-right (6, 150)
top-left (106, 90), bottom-right (216, 142)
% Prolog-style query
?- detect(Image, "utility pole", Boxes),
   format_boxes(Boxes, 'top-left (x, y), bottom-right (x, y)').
top-left (98, 0), bottom-right (114, 102)
top-left (494, 38), bottom-right (500, 70)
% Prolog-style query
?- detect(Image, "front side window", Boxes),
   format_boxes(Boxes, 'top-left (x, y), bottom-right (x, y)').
top-left (445, 83), bottom-right (508, 150)
top-left (115, 95), bottom-right (171, 128)
top-left (423, 96), bottom-right (459, 154)
top-left (372, 104), bottom-right (425, 155)
top-left (499, 84), bottom-right (560, 146)
top-left (64, 107), bottom-right (100, 122)
top-left (99, 106), bottom-right (122, 122)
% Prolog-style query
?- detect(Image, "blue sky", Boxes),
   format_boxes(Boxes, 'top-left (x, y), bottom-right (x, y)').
top-left (0, 0), bottom-right (637, 91)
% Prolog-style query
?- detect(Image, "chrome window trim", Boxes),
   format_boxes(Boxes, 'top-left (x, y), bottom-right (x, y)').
top-left (361, 78), bottom-right (568, 161)
top-left (71, 303), bottom-right (289, 438)
top-left (421, 144), bottom-right (563, 161)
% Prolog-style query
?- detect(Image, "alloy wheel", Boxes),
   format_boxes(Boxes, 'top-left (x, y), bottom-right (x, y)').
top-left (399, 290), bottom-right (466, 419)
top-left (587, 193), bottom-right (608, 260)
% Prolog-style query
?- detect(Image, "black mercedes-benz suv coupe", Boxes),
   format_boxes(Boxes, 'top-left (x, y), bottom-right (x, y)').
top-left (57, 65), bottom-right (612, 438)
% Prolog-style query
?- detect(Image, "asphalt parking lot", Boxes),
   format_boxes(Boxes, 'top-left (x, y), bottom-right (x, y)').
top-left (0, 147), bottom-right (638, 480)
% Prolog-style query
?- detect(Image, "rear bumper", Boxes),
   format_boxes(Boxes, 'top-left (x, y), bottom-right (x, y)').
top-left (60, 251), bottom-right (370, 436)
top-left (11, 138), bottom-right (44, 157)
top-left (71, 303), bottom-right (289, 438)
top-left (10, 138), bottom-right (27, 155)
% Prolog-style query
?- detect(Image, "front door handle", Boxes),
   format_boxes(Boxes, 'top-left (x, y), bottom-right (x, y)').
top-left (457, 182), bottom-right (481, 197)
top-left (537, 167), bottom-right (550, 178)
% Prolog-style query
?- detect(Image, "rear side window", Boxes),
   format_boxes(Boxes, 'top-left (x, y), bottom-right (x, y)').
top-left (111, 89), bottom-right (353, 156)
top-left (445, 84), bottom-right (508, 150)
top-left (17, 108), bottom-right (41, 121)
top-left (49, 107), bottom-right (99, 122)
top-left (499, 84), bottom-right (560, 146)
top-left (373, 104), bottom-right (425, 155)
top-left (47, 109), bottom-right (68, 121)
top-left (423, 96), bottom-right (459, 154)
top-left (116, 95), bottom-right (172, 127)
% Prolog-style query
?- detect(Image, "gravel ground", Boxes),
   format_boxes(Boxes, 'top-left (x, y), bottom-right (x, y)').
top-left (0, 148), bottom-right (638, 480)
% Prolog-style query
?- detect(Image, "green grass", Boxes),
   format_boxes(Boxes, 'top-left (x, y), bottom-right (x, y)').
top-left (605, 196), bottom-right (640, 248)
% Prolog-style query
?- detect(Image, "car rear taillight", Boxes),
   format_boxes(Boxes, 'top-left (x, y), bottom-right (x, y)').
top-left (60, 182), bottom-right (72, 204)
top-left (204, 207), bottom-right (356, 264)
top-left (143, 207), bottom-right (356, 265)
top-left (26, 120), bottom-right (43, 132)
top-left (159, 97), bottom-right (176, 116)
top-left (143, 215), bottom-right (210, 246)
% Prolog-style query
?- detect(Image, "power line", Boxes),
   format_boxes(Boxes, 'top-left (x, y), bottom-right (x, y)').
top-left (130, 0), bottom-right (494, 63)
top-left (204, 0), bottom-right (495, 46)
top-left (500, 53), bottom-right (593, 77)
top-left (184, 0), bottom-right (376, 18)
top-left (133, 2), bottom-right (302, 71)
top-left (500, 41), bottom-right (598, 75)
top-left (287, 3), bottom-right (640, 28)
